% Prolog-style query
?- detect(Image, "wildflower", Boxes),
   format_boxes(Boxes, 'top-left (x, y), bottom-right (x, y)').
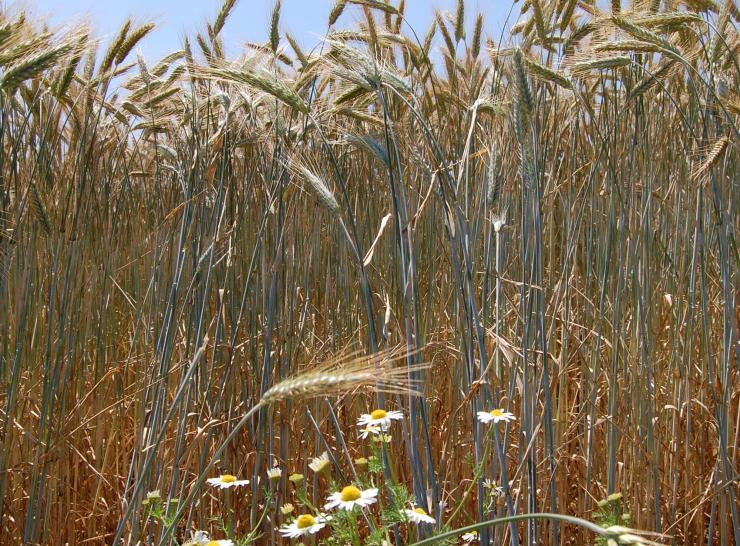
top-left (357, 408), bottom-right (403, 430)
top-left (308, 452), bottom-right (331, 474)
top-left (281, 503), bottom-right (295, 515)
top-left (355, 457), bottom-right (368, 469)
top-left (405, 506), bottom-right (436, 524)
top-left (267, 467), bottom-right (282, 481)
top-left (359, 424), bottom-right (382, 439)
top-left (146, 490), bottom-right (161, 501)
top-left (288, 473), bottom-right (304, 484)
top-left (484, 479), bottom-right (504, 496)
top-left (461, 530), bottom-right (479, 543)
top-left (492, 213), bottom-right (506, 232)
top-left (279, 513), bottom-right (330, 538)
top-left (206, 474), bottom-right (249, 489)
top-left (185, 531), bottom-right (234, 546)
top-left (476, 408), bottom-right (516, 424)
top-left (325, 485), bottom-right (378, 511)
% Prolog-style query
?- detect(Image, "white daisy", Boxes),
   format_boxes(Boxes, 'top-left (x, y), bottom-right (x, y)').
top-left (357, 408), bottom-right (404, 430)
top-left (267, 467), bottom-right (282, 481)
top-left (325, 485), bottom-right (378, 511)
top-left (308, 452), bottom-right (331, 474)
top-left (492, 213), bottom-right (506, 232)
top-left (476, 408), bottom-right (516, 424)
top-left (359, 424), bottom-right (382, 439)
top-left (461, 530), bottom-right (479, 543)
top-left (405, 506), bottom-right (436, 524)
top-left (186, 532), bottom-right (234, 546)
top-left (206, 474), bottom-right (250, 489)
top-left (279, 513), bottom-right (330, 538)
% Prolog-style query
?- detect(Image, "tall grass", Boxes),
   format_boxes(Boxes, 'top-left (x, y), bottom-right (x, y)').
top-left (0, 0), bottom-right (737, 544)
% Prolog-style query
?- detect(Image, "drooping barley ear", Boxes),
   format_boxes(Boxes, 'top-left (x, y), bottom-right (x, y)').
top-left (213, 0), bottom-right (238, 37)
top-left (595, 40), bottom-right (661, 54)
top-left (29, 183), bottom-right (51, 237)
top-left (198, 65), bottom-right (308, 112)
top-left (454, 0), bottom-right (465, 42)
top-left (692, 137), bottom-right (729, 180)
top-left (270, 0), bottom-right (281, 53)
top-left (523, 55), bottom-right (572, 89)
top-left (196, 33), bottom-right (213, 61)
top-left (572, 55), bottom-right (631, 75)
top-left (471, 12), bottom-right (483, 59)
top-left (286, 33), bottom-right (308, 66)
top-left (364, 7), bottom-right (379, 55)
top-left (261, 346), bottom-right (421, 404)
top-left (531, 0), bottom-right (549, 45)
top-left (436, 12), bottom-right (455, 54)
top-left (421, 22), bottom-right (436, 60)
top-left (54, 32), bottom-right (87, 97)
top-left (295, 164), bottom-right (341, 215)
top-left (559, 0), bottom-right (578, 31)
top-left (612, 0), bottom-right (620, 14)
top-left (348, 0), bottom-right (398, 15)
top-left (394, 0), bottom-right (405, 33)
top-left (513, 49), bottom-right (534, 116)
top-left (99, 19), bottom-right (131, 74)
top-left (628, 59), bottom-right (676, 100)
top-left (0, 43), bottom-right (71, 90)
top-left (611, 16), bottom-right (682, 60)
top-left (136, 50), bottom-right (151, 87)
top-left (329, 0), bottom-right (347, 25)
top-left (114, 22), bottom-right (155, 64)
top-left (486, 149), bottom-right (502, 207)
top-left (710, 0), bottom-right (731, 63)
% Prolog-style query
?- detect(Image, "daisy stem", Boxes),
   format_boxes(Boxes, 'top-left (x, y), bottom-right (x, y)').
top-left (226, 488), bottom-right (233, 539)
top-left (447, 428), bottom-right (493, 525)
top-left (408, 513), bottom-right (611, 546)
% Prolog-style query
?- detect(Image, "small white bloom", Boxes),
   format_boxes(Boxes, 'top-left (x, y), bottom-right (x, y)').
top-left (492, 213), bottom-right (506, 232)
top-left (308, 451), bottom-right (331, 474)
top-left (476, 408), bottom-right (516, 424)
top-left (462, 530), bottom-right (479, 543)
top-left (267, 467), bottom-right (282, 481)
top-left (206, 474), bottom-right (250, 489)
top-left (405, 506), bottom-right (436, 524)
top-left (325, 485), bottom-right (378, 511)
top-left (187, 532), bottom-right (234, 546)
top-left (279, 513), bottom-right (330, 538)
top-left (359, 424), bottom-right (382, 439)
top-left (357, 408), bottom-right (403, 430)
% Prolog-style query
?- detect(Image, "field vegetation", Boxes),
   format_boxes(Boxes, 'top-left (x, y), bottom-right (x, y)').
top-left (0, 0), bottom-right (737, 544)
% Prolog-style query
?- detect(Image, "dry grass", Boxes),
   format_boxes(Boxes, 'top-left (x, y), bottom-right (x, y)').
top-left (0, 1), bottom-right (737, 545)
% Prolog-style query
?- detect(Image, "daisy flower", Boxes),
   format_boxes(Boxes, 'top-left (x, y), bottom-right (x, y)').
top-left (359, 424), bottom-right (382, 439)
top-left (279, 513), bottom-right (330, 538)
top-left (405, 506), bottom-right (436, 524)
top-left (325, 485), bottom-right (378, 511)
top-left (476, 408), bottom-right (516, 424)
top-left (206, 474), bottom-right (249, 489)
top-left (357, 408), bottom-right (403, 430)
top-left (461, 530), bottom-right (479, 543)
top-left (267, 467), bottom-right (282, 481)
top-left (308, 452), bottom-right (331, 474)
top-left (185, 531), bottom-right (234, 546)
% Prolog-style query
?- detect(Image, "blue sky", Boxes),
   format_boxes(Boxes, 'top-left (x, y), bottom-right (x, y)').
top-left (8, 0), bottom-right (517, 63)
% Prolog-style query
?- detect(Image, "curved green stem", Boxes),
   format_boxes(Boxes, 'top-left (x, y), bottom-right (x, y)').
top-left (409, 513), bottom-right (609, 546)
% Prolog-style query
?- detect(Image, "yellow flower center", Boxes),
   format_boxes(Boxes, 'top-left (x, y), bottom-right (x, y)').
top-left (340, 485), bottom-right (362, 502)
top-left (414, 507), bottom-right (427, 515)
top-left (296, 514), bottom-right (316, 529)
top-left (490, 409), bottom-right (504, 417)
top-left (220, 474), bottom-right (237, 483)
top-left (206, 541), bottom-right (220, 546)
top-left (370, 409), bottom-right (388, 420)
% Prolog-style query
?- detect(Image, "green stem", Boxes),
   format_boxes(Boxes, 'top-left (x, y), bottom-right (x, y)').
top-left (409, 513), bottom-right (610, 546)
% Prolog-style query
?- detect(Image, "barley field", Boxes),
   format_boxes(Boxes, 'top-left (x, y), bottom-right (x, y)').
top-left (0, 0), bottom-right (737, 544)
